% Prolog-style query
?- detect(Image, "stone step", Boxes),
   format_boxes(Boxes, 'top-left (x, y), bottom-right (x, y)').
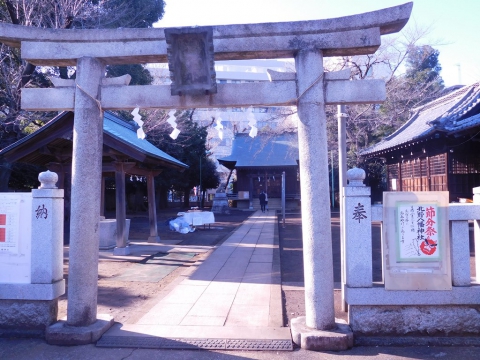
top-left (251, 198), bottom-right (283, 210)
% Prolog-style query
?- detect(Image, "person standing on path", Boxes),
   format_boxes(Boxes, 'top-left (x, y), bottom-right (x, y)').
top-left (264, 191), bottom-right (268, 211)
top-left (259, 191), bottom-right (266, 212)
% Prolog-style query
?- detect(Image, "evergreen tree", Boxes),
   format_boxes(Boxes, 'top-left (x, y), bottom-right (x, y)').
top-left (0, 0), bottom-right (165, 190)
top-left (145, 110), bottom-right (220, 208)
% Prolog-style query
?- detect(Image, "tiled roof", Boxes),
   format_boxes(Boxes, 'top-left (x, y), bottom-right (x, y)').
top-left (0, 111), bottom-right (187, 169)
top-left (218, 132), bottom-right (299, 168)
top-left (103, 112), bottom-right (187, 168)
top-left (362, 82), bottom-right (480, 156)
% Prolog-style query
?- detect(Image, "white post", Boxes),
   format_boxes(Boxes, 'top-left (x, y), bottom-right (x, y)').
top-left (337, 104), bottom-right (348, 311)
top-left (474, 186), bottom-right (480, 283)
top-left (344, 168), bottom-right (372, 287)
top-left (67, 57), bottom-right (106, 327)
top-left (295, 49), bottom-right (335, 330)
top-left (281, 171), bottom-right (286, 228)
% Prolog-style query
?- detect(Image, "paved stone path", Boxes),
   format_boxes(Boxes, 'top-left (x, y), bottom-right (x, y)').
top-left (97, 210), bottom-right (293, 350)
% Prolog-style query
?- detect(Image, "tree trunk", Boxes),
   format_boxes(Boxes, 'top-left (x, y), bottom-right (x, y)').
top-left (183, 187), bottom-right (190, 208)
top-left (201, 189), bottom-right (206, 208)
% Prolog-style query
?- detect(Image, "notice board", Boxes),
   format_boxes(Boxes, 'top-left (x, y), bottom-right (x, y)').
top-left (0, 193), bottom-right (32, 284)
top-left (383, 191), bottom-right (451, 290)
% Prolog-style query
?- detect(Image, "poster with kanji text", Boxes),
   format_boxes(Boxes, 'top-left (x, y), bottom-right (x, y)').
top-left (0, 194), bottom-right (21, 254)
top-left (396, 202), bottom-right (441, 262)
top-left (383, 191), bottom-right (451, 291)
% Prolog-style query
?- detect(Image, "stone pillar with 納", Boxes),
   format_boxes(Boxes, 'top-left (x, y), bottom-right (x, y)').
top-left (31, 171), bottom-right (65, 288)
top-left (343, 168), bottom-right (372, 288)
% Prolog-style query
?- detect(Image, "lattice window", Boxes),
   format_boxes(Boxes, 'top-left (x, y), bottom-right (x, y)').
top-left (450, 152), bottom-right (480, 174)
top-left (421, 158), bottom-right (428, 176)
top-left (413, 159), bottom-right (422, 177)
top-left (451, 158), bottom-right (468, 174)
top-left (401, 161), bottom-right (413, 178)
top-left (429, 154), bottom-right (446, 175)
top-left (387, 164), bottom-right (398, 179)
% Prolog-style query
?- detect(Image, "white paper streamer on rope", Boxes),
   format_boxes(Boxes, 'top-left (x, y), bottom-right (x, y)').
top-left (246, 106), bottom-right (258, 138)
top-left (214, 112), bottom-right (224, 140)
top-left (166, 110), bottom-right (180, 139)
top-left (167, 110), bottom-right (177, 128)
top-left (131, 107), bottom-right (146, 139)
top-left (170, 127), bottom-right (181, 140)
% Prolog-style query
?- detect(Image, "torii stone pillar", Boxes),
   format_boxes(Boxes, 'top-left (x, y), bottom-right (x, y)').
top-left (295, 49), bottom-right (335, 329)
top-left (55, 57), bottom-right (115, 341)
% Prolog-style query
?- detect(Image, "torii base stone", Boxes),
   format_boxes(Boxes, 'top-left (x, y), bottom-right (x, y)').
top-left (291, 317), bottom-right (353, 351)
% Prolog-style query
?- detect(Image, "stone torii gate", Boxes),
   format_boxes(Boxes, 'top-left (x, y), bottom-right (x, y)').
top-left (0, 2), bottom-right (412, 344)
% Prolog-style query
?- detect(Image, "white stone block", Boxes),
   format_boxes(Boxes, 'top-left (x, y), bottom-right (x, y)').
top-left (99, 219), bottom-right (130, 250)
top-left (0, 281), bottom-right (65, 300)
top-left (345, 285), bottom-right (480, 305)
top-left (448, 203), bottom-right (480, 220)
top-left (450, 221), bottom-right (471, 286)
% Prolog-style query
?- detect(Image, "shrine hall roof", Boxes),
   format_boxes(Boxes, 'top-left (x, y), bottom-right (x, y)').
top-left (0, 111), bottom-right (187, 171)
top-left (362, 82), bottom-right (480, 157)
top-left (218, 132), bottom-right (299, 170)
top-left (102, 111), bottom-right (187, 168)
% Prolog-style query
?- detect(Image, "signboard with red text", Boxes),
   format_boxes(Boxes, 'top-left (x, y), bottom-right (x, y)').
top-left (383, 192), bottom-right (451, 290)
top-left (0, 193), bottom-right (32, 284)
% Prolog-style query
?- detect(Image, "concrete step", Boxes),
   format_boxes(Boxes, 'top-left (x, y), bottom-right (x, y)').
top-left (251, 198), bottom-right (283, 210)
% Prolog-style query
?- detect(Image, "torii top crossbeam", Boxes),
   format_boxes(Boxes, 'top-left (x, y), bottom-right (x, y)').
top-left (0, 3), bottom-right (412, 112)
top-left (0, 3), bottom-right (412, 66)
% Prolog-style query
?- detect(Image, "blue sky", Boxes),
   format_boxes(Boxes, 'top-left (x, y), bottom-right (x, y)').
top-left (155, 0), bottom-right (480, 87)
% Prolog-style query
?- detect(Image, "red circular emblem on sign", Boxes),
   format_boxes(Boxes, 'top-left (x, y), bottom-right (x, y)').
top-left (420, 239), bottom-right (437, 255)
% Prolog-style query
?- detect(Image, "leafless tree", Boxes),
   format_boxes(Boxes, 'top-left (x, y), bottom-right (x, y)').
top-left (322, 22), bottom-right (446, 166)
top-left (0, 0), bottom-right (165, 189)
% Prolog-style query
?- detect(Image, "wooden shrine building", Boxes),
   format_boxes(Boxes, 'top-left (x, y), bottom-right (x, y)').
top-left (218, 132), bottom-right (299, 209)
top-left (362, 82), bottom-right (480, 202)
top-left (0, 111), bottom-right (187, 247)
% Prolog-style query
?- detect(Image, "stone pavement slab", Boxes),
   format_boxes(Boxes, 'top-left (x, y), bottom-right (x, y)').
top-left (107, 252), bottom-right (197, 282)
top-left (98, 210), bottom-right (293, 350)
